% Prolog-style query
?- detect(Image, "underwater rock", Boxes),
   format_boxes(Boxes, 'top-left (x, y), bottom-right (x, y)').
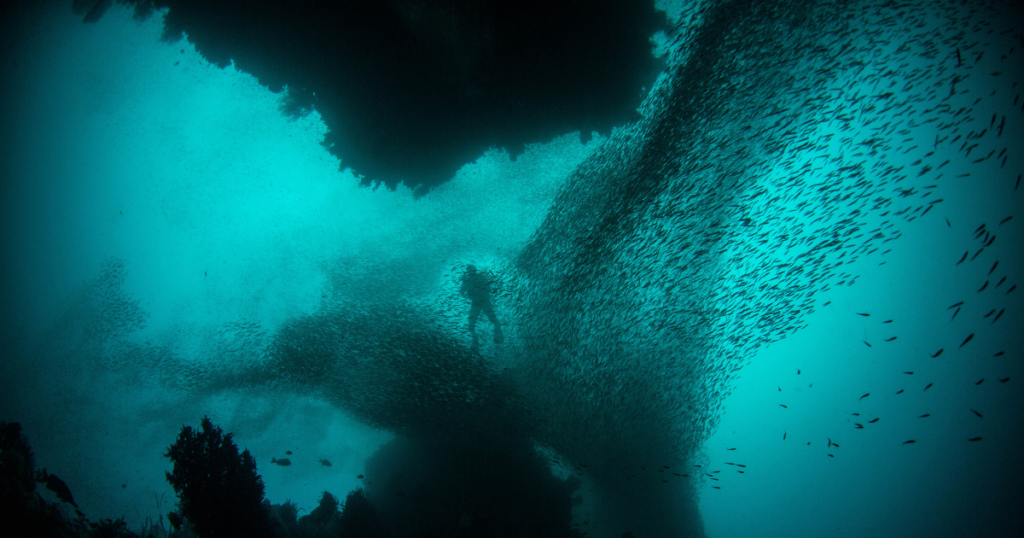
top-left (88, 0), bottom-right (666, 192)
top-left (0, 422), bottom-right (96, 538)
top-left (361, 434), bottom-right (582, 538)
top-left (37, 469), bottom-right (77, 507)
top-left (338, 489), bottom-right (385, 538)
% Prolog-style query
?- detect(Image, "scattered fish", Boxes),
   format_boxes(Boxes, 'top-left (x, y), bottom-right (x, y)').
top-left (924, 383), bottom-right (934, 391)
top-left (271, 458), bottom-right (291, 466)
top-left (860, 393), bottom-right (870, 400)
top-left (999, 377), bottom-right (1010, 383)
top-left (319, 458), bottom-right (332, 467)
top-left (868, 418), bottom-right (880, 423)
top-left (903, 440), bottom-right (916, 445)
top-left (960, 333), bottom-right (974, 348)
top-left (931, 349), bottom-right (944, 358)
top-left (968, 437), bottom-right (983, 442)
top-left (971, 409), bottom-right (983, 418)
top-left (919, 414), bottom-right (930, 418)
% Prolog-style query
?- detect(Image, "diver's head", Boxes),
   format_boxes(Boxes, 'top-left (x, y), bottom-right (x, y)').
top-left (466, 264), bottom-right (477, 273)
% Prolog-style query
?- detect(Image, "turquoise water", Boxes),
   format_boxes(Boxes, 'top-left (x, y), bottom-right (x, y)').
top-left (0, 1), bottom-right (1021, 536)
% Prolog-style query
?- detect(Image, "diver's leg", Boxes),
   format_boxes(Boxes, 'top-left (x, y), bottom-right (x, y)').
top-left (482, 303), bottom-right (503, 343)
top-left (469, 304), bottom-right (480, 332)
top-left (469, 304), bottom-right (481, 347)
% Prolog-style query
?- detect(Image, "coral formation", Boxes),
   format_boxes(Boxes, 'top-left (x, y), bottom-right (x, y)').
top-left (164, 417), bottom-right (277, 538)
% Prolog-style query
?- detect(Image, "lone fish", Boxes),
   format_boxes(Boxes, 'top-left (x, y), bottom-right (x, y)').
top-left (992, 309), bottom-right (1005, 324)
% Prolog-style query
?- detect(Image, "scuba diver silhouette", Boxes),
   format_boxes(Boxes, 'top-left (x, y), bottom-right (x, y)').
top-left (459, 265), bottom-right (503, 347)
